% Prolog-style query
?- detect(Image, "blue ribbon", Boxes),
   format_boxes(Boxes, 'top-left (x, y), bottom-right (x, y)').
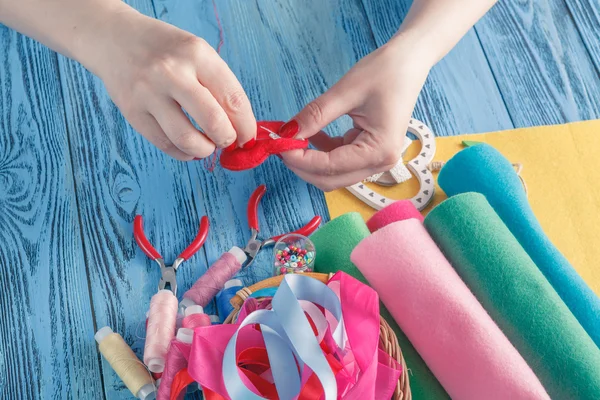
top-left (249, 287), bottom-right (278, 299)
top-left (217, 283), bottom-right (244, 322)
top-left (222, 274), bottom-right (344, 400)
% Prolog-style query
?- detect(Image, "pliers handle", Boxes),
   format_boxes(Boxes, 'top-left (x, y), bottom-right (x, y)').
top-left (247, 184), bottom-right (267, 232)
top-left (133, 215), bottom-right (210, 262)
top-left (243, 185), bottom-right (322, 265)
top-left (247, 185), bottom-right (322, 240)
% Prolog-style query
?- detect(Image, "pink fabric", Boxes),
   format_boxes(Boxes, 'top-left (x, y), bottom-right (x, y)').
top-left (185, 272), bottom-right (401, 399)
top-left (187, 325), bottom-right (263, 396)
top-left (351, 219), bottom-right (549, 400)
top-left (366, 200), bottom-right (423, 233)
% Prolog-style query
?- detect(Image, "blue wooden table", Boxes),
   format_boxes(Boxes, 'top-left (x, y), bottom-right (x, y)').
top-left (1, 0), bottom-right (599, 399)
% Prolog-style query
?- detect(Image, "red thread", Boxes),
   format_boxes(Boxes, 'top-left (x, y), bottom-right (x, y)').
top-left (169, 368), bottom-right (195, 400)
top-left (212, 0), bottom-right (224, 54)
top-left (202, 0), bottom-right (225, 173)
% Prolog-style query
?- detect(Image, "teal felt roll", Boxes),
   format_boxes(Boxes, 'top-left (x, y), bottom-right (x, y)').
top-left (424, 193), bottom-right (600, 399)
top-left (437, 144), bottom-right (600, 347)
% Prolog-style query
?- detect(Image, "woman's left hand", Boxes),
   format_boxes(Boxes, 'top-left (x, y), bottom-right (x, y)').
top-left (280, 36), bottom-right (433, 191)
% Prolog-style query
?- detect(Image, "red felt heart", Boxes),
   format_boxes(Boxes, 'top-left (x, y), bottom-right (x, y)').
top-left (220, 121), bottom-right (308, 171)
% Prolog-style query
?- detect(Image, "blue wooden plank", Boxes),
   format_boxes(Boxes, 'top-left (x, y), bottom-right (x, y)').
top-left (360, 0), bottom-right (514, 135)
top-left (154, 0), bottom-right (380, 285)
top-left (0, 30), bottom-right (103, 399)
top-left (53, 0), bottom-right (214, 398)
top-left (564, 0), bottom-right (600, 75)
top-left (58, 55), bottom-right (208, 400)
top-left (474, 0), bottom-right (600, 126)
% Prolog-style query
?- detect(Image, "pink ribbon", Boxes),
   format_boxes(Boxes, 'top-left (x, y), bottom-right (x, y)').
top-left (184, 272), bottom-right (401, 399)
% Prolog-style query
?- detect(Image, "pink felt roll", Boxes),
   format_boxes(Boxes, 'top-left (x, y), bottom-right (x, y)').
top-left (351, 219), bottom-right (549, 400)
top-left (366, 200), bottom-right (423, 233)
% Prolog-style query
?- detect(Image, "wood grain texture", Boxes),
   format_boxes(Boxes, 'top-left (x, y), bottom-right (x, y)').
top-left (475, 0), bottom-right (600, 126)
top-left (0, 30), bottom-right (103, 399)
top-left (565, 0), bottom-right (600, 74)
top-left (2, 0), bottom-right (600, 399)
top-left (360, 0), bottom-right (514, 136)
top-left (55, 1), bottom-right (212, 398)
top-left (58, 56), bottom-right (207, 399)
top-left (154, 0), bottom-right (380, 286)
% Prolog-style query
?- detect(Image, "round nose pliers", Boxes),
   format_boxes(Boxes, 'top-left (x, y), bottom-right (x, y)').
top-left (134, 215), bottom-right (209, 296)
top-left (242, 184), bottom-right (322, 268)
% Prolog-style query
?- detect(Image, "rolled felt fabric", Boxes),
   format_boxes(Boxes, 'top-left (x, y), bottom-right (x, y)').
top-left (310, 212), bottom-right (449, 400)
top-left (351, 219), bottom-right (549, 399)
top-left (310, 212), bottom-right (370, 282)
top-left (424, 193), bottom-right (600, 399)
top-left (438, 144), bottom-right (600, 347)
top-left (366, 200), bottom-right (423, 233)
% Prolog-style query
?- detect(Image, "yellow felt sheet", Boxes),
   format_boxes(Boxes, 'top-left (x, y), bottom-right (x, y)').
top-left (325, 120), bottom-right (600, 295)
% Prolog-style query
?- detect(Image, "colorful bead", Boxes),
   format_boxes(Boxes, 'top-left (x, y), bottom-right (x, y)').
top-left (274, 237), bottom-right (315, 276)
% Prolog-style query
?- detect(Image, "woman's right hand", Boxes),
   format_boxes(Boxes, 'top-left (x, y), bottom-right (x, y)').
top-left (80, 5), bottom-right (256, 160)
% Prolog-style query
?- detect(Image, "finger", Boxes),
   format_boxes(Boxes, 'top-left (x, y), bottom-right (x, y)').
top-left (171, 80), bottom-right (237, 148)
top-left (197, 55), bottom-right (256, 147)
top-left (128, 112), bottom-right (192, 161)
top-left (308, 128), bottom-right (361, 151)
top-left (291, 79), bottom-right (360, 140)
top-left (149, 99), bottom-right (216, 159)
top-left (282, 130), bottom-right (399, 176)
top-left (286, 162), bottom-right (380, 192)
top-left (308, 131), bottom-right (344, 152)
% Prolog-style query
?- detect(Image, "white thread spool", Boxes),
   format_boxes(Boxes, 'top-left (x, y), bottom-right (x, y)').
top-left (144, 290), bottom-right (178, 373)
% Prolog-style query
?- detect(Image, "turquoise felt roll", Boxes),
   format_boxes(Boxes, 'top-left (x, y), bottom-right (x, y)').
top-left (310, 212), bottom-right (449, 400)
top-left (424, 193), bottom-right (600, 399)
top-left (437, 144), bottom-right (600, 347)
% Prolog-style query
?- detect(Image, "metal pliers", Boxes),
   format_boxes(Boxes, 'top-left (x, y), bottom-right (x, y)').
top-left (242, 185), bottom-right (322, 268)
top-left (134, 215), bottom-right (209, 296)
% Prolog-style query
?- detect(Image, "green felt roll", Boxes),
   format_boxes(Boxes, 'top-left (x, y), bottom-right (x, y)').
top-left (310, 212), bottom-right (370, 283)
top-left (424, 193), bottom-right (600, 399)
top-left (311, 212), bottom-right (449, 400)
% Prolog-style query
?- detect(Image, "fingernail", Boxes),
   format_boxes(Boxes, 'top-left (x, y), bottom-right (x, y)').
top-left (279, 120), bottom-right (299, 138)
top-left (193, 157), bottom-right (201, 160)
top-left (242, 137), bottom-right (256, 149)
top-left (223, 141), bottom-right (238, 153)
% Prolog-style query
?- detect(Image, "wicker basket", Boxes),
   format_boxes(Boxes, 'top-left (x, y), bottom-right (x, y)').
top-left (225, 273), bottom-right (412, 400)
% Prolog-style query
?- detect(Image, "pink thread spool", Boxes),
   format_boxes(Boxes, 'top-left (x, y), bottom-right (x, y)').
top-left (144, 290), bottom-right (178, 373)
top-left (182, 305), bottom-right (212, 329)
top-left (181, 247), bottom-right (246, 308)
top-left (156, 328), bottom-right (193, 400)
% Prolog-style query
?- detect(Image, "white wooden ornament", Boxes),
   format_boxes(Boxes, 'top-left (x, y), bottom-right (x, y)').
top-left (346, 119), bottom-right (436, 211)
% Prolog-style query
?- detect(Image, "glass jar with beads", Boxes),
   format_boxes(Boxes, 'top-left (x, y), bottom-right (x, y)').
top-left (273, 234), bottom-right (316, 276)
